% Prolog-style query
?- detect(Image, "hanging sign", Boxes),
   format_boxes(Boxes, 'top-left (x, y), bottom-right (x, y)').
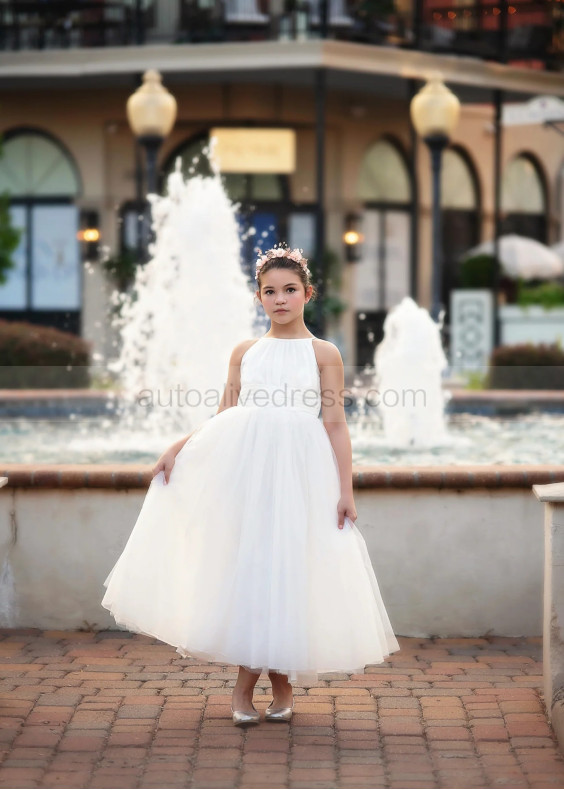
top-left (209, 128), bottom-right (296, 173)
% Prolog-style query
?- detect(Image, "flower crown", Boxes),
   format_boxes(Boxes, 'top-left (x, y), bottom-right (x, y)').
top-left (255, 245), bottom-right (310, 281)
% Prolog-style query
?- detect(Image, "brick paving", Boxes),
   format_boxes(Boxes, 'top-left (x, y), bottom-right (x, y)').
top-left (0, 631), bottom-right (564, 789)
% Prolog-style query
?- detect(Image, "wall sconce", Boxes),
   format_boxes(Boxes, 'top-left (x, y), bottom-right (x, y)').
top-left (78, 210), bottom-right (101, 260)
top-left (343, 213), bottom-right (363, 263)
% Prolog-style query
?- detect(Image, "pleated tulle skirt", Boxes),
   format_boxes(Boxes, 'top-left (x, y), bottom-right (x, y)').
top-left (101, 405), bottom-right (400, 684)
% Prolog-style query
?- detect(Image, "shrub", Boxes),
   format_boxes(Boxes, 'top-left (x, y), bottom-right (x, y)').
top-left (459, 253), bottom-right (519, 302)
top-left (459, 254), bottom-right (497, 288)
top-left (487, 341), bottom-right (564, 389)
top-left (516, 280), bottom-right (564, 309)
top-left (0, 319), bottom-right (91, 388)
top-left (102, 247), bottom-right (138, 291)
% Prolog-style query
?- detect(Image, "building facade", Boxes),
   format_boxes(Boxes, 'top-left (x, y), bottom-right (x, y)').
top-left (0, 1), bottom-right (562, 366)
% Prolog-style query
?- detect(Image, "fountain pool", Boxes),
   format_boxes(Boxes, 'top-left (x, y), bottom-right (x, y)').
top-left (2, 409), bottom-right (564, 466)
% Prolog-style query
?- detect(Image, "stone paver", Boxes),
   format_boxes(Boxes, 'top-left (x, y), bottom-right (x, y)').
top-left (0, 630), bottom-right (563, 788)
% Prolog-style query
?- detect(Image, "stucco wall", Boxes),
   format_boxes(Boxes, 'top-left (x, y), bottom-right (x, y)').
top-left (0, 482), bottom-right (545, 639)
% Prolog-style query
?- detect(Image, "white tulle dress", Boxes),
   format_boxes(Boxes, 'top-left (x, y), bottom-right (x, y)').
top-left (101, 336), bottom-right (400, 684)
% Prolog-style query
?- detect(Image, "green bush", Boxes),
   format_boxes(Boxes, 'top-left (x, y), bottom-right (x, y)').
top-left (0, 319), bottom-right (91, 388)
top-left (516, 280), bottom-right (564, 309)
top-left (459, 254), bottom-right (497, 288)
top-left (487, 342), bottom-right (564, 389)
top-left (102, 247), bottom-right (138, 291)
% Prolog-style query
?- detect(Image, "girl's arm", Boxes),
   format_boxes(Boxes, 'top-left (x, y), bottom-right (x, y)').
top-left (317, 341), bottom-right (357, 528)
top-left (215, 339), bottom-right (252, 415)
top-left (152, 339), bottom-right (252, 482)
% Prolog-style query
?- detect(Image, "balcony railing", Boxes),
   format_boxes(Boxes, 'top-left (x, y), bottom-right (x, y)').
top-left (0, 0), bottom-right (561, 70)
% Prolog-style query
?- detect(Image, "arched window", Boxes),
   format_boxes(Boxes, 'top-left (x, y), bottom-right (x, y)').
top-left (0, 129), bottom-right (82, 333)
top-left (501, 153), bottom-right (547, 242)
top-left (0, 132), bottom-right (80, 198)
top-left (357, 139), bottom-right (411, 203)
top-left (160, 132), bottom-right (310, 283)
top-left (441, 148), bottom-right (479, 211)
top-left (440, 146), bottom-right (480, 323)
top-left (354, 138), bottom-right (413, 368)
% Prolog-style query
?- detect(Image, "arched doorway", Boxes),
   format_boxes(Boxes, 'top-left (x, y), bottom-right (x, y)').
top-left (501, 153), bottom-right (548, 242)
top-left (160, 132), bottom-right (315, 283)
top-left (0, 129), bottom-right (82, 333)
top-left (441, 146), bottom-right (481, 330)
top-left (354, 137), bottom-right (413, 367)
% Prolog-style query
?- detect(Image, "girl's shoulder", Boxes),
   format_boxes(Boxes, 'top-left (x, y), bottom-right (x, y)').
top-left (230, 337), bottom-right (260, 365)
top-left (312, 338), bottom-right (343, 365)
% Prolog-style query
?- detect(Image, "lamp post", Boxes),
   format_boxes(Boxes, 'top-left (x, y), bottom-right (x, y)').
top-left (126, 70), bottom-right (177, 259)
top-left (410, 73), bottom-right (460, 323)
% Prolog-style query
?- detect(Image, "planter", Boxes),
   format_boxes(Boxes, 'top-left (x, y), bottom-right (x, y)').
top-left (499, 305), bottom-right (564, 347)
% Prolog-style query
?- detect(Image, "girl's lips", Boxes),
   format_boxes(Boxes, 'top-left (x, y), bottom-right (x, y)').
top-left (275, 309), bottom-right (288, 313)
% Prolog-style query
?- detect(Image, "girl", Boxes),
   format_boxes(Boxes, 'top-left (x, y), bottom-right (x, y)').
top-left (101, 244), bottom-right (400, 727)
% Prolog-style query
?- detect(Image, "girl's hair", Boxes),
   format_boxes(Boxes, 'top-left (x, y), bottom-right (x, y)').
top-left (255, 256), bottom-right (318, 302)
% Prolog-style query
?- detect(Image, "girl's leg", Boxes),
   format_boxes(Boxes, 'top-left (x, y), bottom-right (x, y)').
top-left (232, 666), bottom-right (261, 713)
top-left (268, 670), bottom-right (293, 708)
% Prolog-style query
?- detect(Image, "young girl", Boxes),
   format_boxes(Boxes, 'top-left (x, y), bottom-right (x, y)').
top-left (101, 244), bottom-right (400, 726)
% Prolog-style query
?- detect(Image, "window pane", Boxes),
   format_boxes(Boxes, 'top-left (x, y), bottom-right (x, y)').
top-left (223, 173), bottom-right (247, 201)
top-left (31, 205), bottom-right (81, 309)
top-left (358, 140), bottom-right (411, 203)
top-left (502, 155), bottom-right (545, 213)
top-left (251, 212), bottom-right (277, 256)
top-left (251, 174), bottom-right (283, 201)
top-left (288, 213), bottom-right (315, 257)
top-left (0, 205), bottom-right (27, 309)
top-left (354, 210), bottom-right (381, 309)
top-left (0, 140), bottom-right (26, 195)
top-left (0, 134), bottom-right (79, 197)
top-left (441, 150), bottom-right (477, 209)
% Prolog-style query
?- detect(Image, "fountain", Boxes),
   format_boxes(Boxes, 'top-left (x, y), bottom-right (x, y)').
top-left (347, 297), bottom-right (477, 462)
top-left (374, 297), bottom-right (451, 448)
top-left (105, 156), bottom-right (258, 443)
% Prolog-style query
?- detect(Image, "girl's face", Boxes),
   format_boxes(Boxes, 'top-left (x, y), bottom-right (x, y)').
top-left (256, 266), bottom-right (312, 324)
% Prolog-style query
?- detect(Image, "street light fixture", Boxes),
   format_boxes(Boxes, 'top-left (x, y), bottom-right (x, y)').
top-left (127, 70), bottom-right (177, 260)
top-left (410, 73), bottom-right (460, 323)
top-left (127, 69), bottom-right (177, 194)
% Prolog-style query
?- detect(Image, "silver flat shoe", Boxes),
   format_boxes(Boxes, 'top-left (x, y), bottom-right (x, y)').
top-left (231, 704), bottom-right (260, 726)
top-left (265, 696), bottom-right (294, 722)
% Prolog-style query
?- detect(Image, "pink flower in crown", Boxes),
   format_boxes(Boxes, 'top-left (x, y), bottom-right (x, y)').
top-left (255, 245), bottom-right (310, 280)
top-left (287, 248), bottom-right (303, 263)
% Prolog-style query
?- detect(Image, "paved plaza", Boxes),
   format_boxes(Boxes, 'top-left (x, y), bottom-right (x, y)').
top-left (0, 630), bottom-right (563, 789)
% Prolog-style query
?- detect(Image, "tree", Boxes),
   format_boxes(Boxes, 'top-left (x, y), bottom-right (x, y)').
top-left (0, 138), bottom-right (22, 286)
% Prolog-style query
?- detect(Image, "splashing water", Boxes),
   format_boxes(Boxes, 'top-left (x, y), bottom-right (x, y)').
top-left (107, 156), bottom-right (258, 439)
top-left (372, 296), bottom-right (453, 448)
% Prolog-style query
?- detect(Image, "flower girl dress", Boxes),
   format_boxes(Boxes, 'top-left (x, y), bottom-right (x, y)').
top-left (101, 336), bottom-right (400, 684)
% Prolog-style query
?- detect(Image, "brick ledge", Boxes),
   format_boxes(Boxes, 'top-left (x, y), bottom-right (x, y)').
top-left (1, 464), bottom-right (564, 489)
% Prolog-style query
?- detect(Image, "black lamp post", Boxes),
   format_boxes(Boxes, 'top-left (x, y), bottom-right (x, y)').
top-left (126, 70), bottom-right (177, 260)
top-left (410, 73), bottom-right (460, 324)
